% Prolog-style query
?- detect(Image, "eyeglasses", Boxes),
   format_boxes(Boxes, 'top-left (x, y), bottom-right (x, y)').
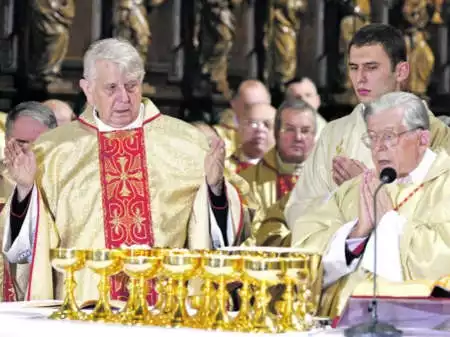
top-left (242, 119), bottom-right (274, 131)
top-left (280, 125), bottom-right (314, 137)
top-left (361, 127), bottom-right (422, 148)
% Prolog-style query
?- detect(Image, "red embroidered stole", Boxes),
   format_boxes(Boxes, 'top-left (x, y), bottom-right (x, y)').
top-left (98, 128), bottom-right (156, 304)
top-left (276, 174), bottom-right (299, 199)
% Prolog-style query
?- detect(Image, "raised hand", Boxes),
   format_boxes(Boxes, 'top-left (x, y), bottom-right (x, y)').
top-left (4, 139), bottom-right (36, 200)
top-left (205, 137), bottom-right (226, 195)
top-left (332, 156), bottom-right (367, 186)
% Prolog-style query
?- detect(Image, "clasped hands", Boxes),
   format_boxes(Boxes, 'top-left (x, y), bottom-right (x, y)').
top-left (350, 170), bottom-right (393, 238)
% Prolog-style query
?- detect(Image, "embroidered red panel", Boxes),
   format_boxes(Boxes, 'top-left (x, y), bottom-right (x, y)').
top-left (98, 129), bottom-right (156, 304)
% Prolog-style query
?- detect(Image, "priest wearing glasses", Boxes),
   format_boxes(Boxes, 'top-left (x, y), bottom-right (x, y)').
top-left (292, 91), bottom-right (450, 318)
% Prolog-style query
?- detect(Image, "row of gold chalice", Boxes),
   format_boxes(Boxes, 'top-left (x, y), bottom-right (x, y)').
top-left (49, 246), bottom-right (321, 333)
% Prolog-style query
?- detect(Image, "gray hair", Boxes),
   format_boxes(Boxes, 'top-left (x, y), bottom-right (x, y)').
top-left (363, 92), bottom-right (429, 131)
top-left (438, 115), bottom-right (450, 127)
top-left (83, 38), bottom-right (145, 82)
top-left (6, 101), bottom-right (58, 137)
top-left (275, 98), bottom-right (317, 139)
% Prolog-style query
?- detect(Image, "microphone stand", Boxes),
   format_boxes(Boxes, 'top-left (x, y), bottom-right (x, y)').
top-left (344, 181), bottom-right (403, 337)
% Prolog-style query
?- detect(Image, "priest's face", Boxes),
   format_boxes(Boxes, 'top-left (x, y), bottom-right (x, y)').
top-left (277, 108), bottom-right (315, 163)
top-left (81, 60), bottom-right (142, 128)
top-left (286, 79), bottom-right (321, 110)
top-left (366, 107), bottom-right (429, 178)
top-left (238, 103), bottom-right (276, 160)
top-left (348, 44), bottom-right (409, 104)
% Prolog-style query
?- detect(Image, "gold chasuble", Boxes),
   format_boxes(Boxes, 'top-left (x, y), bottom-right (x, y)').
top-left (0, 99), bottom-right (244, 302)
top-left (242, 193), bottom-right (292, 248)
top-left (239, 149), bottom-right (301, 248)
top-left (292, 150), bottom-right (450, 318)
top-left (285, 103), bottom-right (450, 226)
top-left (239, 148), bottom-right (300, 212)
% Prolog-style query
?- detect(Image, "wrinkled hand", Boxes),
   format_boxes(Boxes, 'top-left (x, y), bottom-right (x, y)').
top-left (4, 139), bottom-right (36, 200)
top-left (352, 170), bottom-right (392, 238)
top-left (332, 156), bottom-right (367, 186)
top-left (205, 137), bottom-right (226, 195)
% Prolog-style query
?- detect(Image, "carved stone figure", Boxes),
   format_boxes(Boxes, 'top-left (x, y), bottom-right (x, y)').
top-left (29, 0), bottom-right (75, 91)
top-left (339, 0), bottom-right (371, 91)
top-left (403, 0), bottom-right (436, 97)
top-left (194, 0), bottom-right (242, 100)
top-left (264, 0), bottom-right (308, 92)
top-left (113, 0), bottom-right (166, 62)
top-left (113, 0), bottom-right (166, 95)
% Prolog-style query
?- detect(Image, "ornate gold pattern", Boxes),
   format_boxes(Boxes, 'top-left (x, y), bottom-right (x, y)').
top-left (98, 128), bottom-right (155, 303)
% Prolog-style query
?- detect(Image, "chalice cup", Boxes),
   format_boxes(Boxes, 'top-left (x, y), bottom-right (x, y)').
top-left (120, 249), bottom-right (161, 325)
top-left (85, 249), bottom-right (123, 322)
top-left (244, 256), bottom-right (283, 333)
top-left (49, 248), bottom-right (86, 320)
top-left (161, 250), bottom-right (201, 327)
top-left (202, 251), bottom-right (242, 331)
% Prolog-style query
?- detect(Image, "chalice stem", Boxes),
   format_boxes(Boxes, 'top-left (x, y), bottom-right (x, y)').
top-left (121, 278), bottom-right (137, 315)
top-left (210, 276), bottom-right (230, 329)
top-left (61, 270), bottom-right (79, 312)
top-left (134, 276), bottom-right (150, 317)
top-left (281, 280), bottom-right (295, 330)
top-left (170, 278), bottom-right (189, 325)
top-left (91, 271), bottom-right (114, 319)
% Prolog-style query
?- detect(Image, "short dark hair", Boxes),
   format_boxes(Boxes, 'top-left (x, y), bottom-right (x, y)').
top-left (6, 101), bottom-right (57, 137)
top-left (348, 23), bottom-right (407, 70)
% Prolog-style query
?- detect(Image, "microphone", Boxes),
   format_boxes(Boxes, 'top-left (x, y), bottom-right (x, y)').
top-left (379, 167), bottom-right (397, 184)
top-left (345, 167), bottom-right (403, 337)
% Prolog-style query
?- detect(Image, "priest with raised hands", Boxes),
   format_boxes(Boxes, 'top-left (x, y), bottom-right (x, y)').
top-left (292, 92), bottom-right (450, 318)
top-left (0, 38), bottom-right (246, 303)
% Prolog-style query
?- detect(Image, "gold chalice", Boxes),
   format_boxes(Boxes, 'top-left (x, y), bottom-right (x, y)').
top-left (120, 249), bottom-right (161, 325)
top-left (281, 250), bottom-right (322, 330)
top-left (278, 255), bottom-right (310, 332)
top-left (244, 256), bottom-right (283, 333)
top-left (161, 250), bottom-right (201, 327)
top-left (202, 251), bottom-right (241, 331)
top-left (153, 248), bottom-right (185, 324)
top-left (49, 248), bottom-right (86, 320)
top-left (85, 248), bottom-right (123, 322)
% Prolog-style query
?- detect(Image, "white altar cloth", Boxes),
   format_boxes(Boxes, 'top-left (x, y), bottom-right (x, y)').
top-left (0, 301), bottom-right (446, 337)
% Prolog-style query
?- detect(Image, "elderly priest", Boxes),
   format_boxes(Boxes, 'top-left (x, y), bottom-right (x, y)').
top-left (292, 92), bottom-right (450, 318)
top-left (1, 38), bottom-right (245, 303)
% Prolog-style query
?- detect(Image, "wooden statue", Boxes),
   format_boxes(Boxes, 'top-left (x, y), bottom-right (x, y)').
top-left (339, 0), bottom-right (371, 91)
top-left (29, 0), bottom-right (75, 92)
top-left (113, 0), bottom-right (167, 63)
top-left (264, 0), bottom-right (308, 92)
top-left (194, 0), bottom-right (242, 100)
top-left (403, 0), bottom-right (437, 97)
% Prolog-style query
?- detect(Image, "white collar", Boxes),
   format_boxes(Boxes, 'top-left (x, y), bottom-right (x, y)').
top-left (93, 103), bottom-right (144, 132)
top-left (240, 152), bottom-right (260, 165)
top-left (397, 148), bottom-right (436, 184)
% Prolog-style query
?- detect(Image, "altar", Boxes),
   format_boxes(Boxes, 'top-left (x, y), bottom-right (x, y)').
top-left (0, 301), bottom-right (447, 337)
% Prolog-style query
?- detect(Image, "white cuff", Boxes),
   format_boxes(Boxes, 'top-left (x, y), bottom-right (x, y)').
top-left (323, 219), bottom-right (360, 288)
top-left (3, 185), bottom-right (38, 264)
top-left (361, 210), bottom-right (406, 282)
top-left (347, 237), bottom-right (367, 251)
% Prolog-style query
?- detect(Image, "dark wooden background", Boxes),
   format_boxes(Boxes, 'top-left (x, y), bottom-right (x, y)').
top-left (0, 0), bottom-right (449, 121)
